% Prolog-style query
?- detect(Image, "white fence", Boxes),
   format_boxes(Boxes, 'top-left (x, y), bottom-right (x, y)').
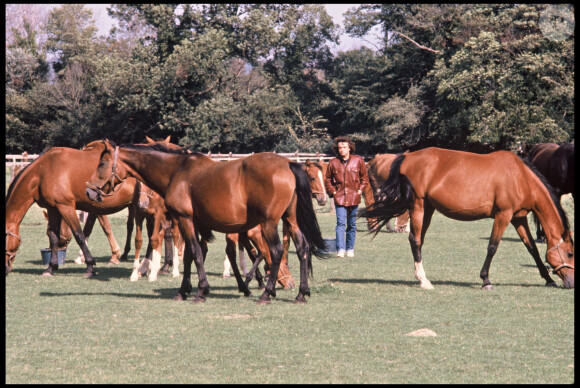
top-left (6, 151), bottom-right (333, 182)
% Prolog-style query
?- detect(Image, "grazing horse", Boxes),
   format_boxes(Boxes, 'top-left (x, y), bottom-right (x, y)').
top-left (86, 140), bottom-right (326, 304)
top-left (365, 153), bottom-right (410, 233)
top-left (362, 147), bottom-right (574, 289)
top-left (5, 141), bottom-right (138, 277)
top-left (527, 142), bottom-right (574, 241)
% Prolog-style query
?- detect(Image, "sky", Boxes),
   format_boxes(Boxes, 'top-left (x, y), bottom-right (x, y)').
top-left (83, 3), bottom-right (381, 53)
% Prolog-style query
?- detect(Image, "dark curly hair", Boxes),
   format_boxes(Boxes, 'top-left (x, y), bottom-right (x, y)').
top-left (332, 136), bottom-right (356, 156)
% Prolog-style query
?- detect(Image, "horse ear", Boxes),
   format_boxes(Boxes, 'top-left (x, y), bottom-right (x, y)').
top-left (146, 136), bottom-right (155, 143)
top-left (165, 135), bottom-right (171, 143)
top-left (43, 210), bottom-right (48, 220)
top-left (305, 160), bottom-right (311, 166)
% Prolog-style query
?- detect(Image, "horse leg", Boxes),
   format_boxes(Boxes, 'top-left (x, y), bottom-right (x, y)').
top-left (171, 221), bottom-right (182, 277)
top-left (257, 221), bottom-right (284, 304)
top-left (146, 215), bottom-right (163, 281)
top-left (223, 234), bottom-right (237, 278)
top-left (173, 217), bottom-right (196, 301)
top-left (511, 217), bottom-right (557, 287)
top-left (225, 234), bottom-right (252, 297)
top-left (160, 225), bottom-right (172, 275)
top-left (174, 217), bottom-right (209, 303)
top-left (57, 205), bottom-right (97, 277)
top-left (239, 242), bottom-right (247, 276)
top-left (120, 205), bottom-right (135, 262)
top-left (408, 201), bottom-right (435, 289)
top-left (279, 222), bottom-right (296, 289)
top-left (96, 215), bottom-right (122, 265)
top-left (239, 233), bottom-right (266, 289)
top-left (130, 212), bottom-right (146, 281)
top-left (480, 212), bottom-right (512, 290)
top-left (283, 217), bottom-right (311, 304)
top-left (74, 212), bottom-right (96, 264)
top-left (43, 208), bottom-right (63, 276)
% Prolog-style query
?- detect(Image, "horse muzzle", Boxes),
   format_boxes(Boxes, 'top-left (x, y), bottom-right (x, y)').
top-left (86, 186), bottom-right (103, 203)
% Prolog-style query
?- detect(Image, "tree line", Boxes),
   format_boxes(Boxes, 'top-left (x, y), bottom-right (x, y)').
top-left (5, 4), bottom-right (574, 155)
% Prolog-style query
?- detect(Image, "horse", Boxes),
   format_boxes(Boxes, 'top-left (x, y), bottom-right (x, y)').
top-left (362, 147), bottom-right (574, 289)
top-left (128, 181), bottom-right (184, 281)
top-left (86, 140), bottom-right (327, 304)
top-left (225, 161), bottom-right (331, 291)
top-left (364, 153), bottom-right (410, 233)
top-left (526, 142), bottom-right (574, 241)
top-left (121, 136), bottom-right (185, 281)
top-left (5, 141), bottom-right (138, 277)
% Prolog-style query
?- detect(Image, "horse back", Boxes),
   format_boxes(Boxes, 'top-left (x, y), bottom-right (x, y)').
top-left (25, 146), bottom-right (135, 211)
top-left (400, 148), bottom-right (535, 219)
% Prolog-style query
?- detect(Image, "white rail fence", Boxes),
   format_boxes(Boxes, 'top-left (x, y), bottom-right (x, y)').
top-left (6, 151), bottom-right (333, 183)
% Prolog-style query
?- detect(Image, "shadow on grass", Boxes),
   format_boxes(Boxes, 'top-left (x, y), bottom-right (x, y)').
top-left (328, 277), bottom-right (550, 288)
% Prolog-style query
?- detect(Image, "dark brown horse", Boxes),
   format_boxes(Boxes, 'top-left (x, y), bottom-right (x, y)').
top-left (527, 142), bottom-right (574, 241)
top-left (5, 141), bottom-right (138, 277)
top-left (365, 153), bottom-right (410, 233)
top-left (362, 147), bottom-right (574, 289)
top-left (86, 140), bottom-right (326, 304)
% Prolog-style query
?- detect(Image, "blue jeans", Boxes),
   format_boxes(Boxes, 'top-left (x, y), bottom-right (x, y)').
top-left (335, 205), bottom-right (358, 251)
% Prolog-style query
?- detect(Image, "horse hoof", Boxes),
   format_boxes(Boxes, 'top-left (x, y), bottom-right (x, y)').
top-left (481, 284), bottom-right (494, 290)
top-left (283, 284), bottom-right (295, 290)
top-left (257, 297), bottom-right (271, 305)
top-left (83, 270), bottom-right (96, 278)
top-left (108, 259), bottom-right (120, 266)
top-left (41, 271), bottom-right (54, 277)
top-left (192, 296), bottom-right (206, 303)
top-left (159, 269), bottom-right (170, 275)
top-left (292, 298), bottom-right (307, 305)
top-left (173, 293), bottom-right (185, 301)
top-left (546, 282), bottom-right (558, 288)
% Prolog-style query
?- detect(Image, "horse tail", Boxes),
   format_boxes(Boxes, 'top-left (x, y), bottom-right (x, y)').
top-left (360, 154), bottom-right (415, 237)
top-left (288, 162), bottom-right (327, 267)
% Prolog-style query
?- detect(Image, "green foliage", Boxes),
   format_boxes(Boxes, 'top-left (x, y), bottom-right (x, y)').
top-left (5, 4), bottom-right (574, 154)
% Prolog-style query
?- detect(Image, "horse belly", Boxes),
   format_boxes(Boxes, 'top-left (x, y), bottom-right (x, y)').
top-left (427, 192), bottom-right (494, 221)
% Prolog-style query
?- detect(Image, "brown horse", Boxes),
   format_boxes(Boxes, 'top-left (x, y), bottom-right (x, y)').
top-left (365, 153), bottom-right (410, 233)
top-left (232, 161), bottom-right (332, 291)
top-left (527, 142), bottom-right (574, 241)
top-left (86, 140), bottom-right (326, 304)
top-left (128, 181), bottom-right (184, 281)
top-left (362, 147), bottom-right (574, 289)
top-left (5, 141), bottom-right (139, 277)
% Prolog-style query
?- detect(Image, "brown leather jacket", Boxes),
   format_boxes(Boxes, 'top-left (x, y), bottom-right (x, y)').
top-left (324, 154), bottom-right (370, 207)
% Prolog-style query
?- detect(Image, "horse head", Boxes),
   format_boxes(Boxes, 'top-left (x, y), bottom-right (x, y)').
top-left (5, 230), bottom-right (21, 275)
top-left (304, 160), bottom-right (327, 206)
top-left (86, 140), bottom-right (127, 203)
top-left (545, 231), bottom-right (574, 289)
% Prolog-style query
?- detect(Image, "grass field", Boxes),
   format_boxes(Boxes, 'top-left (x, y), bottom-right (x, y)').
top-left (5, 170), bottom-right (575, 383)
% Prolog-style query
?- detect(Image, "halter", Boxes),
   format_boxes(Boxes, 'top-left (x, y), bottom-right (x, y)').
top-left (86, 146), bottom-right (126, 197)
top-left (5, 229), bottom-right (21, 263)
top-left (545, 238), bottom-right (574, 274)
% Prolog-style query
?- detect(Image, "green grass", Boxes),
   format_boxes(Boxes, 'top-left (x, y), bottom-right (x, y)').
top-left (5, 177), bottom-right (575, 383)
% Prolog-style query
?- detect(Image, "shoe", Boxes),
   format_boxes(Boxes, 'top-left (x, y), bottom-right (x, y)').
top-left (346, 250), bottom-right (354, 258)
top-left (337, 250), bottom-right (345, 258)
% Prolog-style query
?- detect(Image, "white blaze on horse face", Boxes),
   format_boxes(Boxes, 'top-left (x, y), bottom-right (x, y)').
top-left (317, 170), bottom-right (327, 201)
top-left (148, 250), bottom-right (161, 281)
top-left (414, 261), bottom-right (434, 289)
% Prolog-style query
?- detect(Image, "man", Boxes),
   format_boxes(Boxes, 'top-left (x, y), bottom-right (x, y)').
top-left (324, 136), bottom-right (369, 258)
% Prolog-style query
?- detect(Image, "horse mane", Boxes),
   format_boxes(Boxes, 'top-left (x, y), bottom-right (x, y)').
top-left (119, 143), bottom-right (201, 157)
top-left (6, 147), bottom-right (52, 204)
top-left (520, 157), bottom-right (570, 234)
